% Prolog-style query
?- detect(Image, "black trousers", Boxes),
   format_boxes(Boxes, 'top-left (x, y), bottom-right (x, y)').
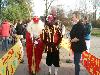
top-left (74, 52), bottom-right (81, 75)
top-left (46, 44), bottom-right (60, 67)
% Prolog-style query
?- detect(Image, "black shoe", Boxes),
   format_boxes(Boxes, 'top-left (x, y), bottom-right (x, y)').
top-left (20, 59), bottom-right (24, 63)
top-left (48, 72), bottom-right (51, 75)
top-left (66, 59), bottom-right (73, 63)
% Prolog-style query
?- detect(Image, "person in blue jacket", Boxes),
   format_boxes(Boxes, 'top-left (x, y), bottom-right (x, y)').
top-left (83, 16), bottom-right (92, 52)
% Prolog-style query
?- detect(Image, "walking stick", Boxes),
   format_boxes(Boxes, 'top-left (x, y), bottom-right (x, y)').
top-left (31, 45), bottom-right (36, 74)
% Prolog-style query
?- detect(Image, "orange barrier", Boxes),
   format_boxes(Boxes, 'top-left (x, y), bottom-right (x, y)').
top-left (82, 51), bottom-right (100, 75)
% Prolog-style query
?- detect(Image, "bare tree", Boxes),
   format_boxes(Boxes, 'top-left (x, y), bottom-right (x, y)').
top-left (90, 0), bottom-right (100, 25)
top-left (44, 0), bottom-right (55, 17)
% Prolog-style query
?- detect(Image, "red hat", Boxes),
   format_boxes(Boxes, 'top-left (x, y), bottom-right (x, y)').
top-left (47, 15), bottom-right (53, 22)
top-left (33, 16), bottom-right (39, 24)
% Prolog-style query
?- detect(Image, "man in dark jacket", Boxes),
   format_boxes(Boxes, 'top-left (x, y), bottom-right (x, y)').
top-left (16, 20), bottom-right (24, 35)
top-left (70, 14), bottom-right (87, 75)
top-left (15, 20), bottom-right (24, 42)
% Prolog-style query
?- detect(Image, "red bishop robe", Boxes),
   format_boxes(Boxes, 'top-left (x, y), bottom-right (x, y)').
top-left (26, 31), bottom-right (44, 74)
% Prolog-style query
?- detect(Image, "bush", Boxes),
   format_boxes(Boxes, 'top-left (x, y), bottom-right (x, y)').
top-left (91, 28), bottom-right (100, 37)
top-left (91, 19), bottom-right (100, 28)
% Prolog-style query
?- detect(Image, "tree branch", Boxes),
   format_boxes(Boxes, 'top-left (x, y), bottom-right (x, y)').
top-left (47, 0), bottom-right (55, 10)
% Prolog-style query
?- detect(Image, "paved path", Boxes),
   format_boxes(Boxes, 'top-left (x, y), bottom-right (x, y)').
top-left (14, 52), bottom-right (89, 75)
top-left (90, 36), bottom-right (100, 58)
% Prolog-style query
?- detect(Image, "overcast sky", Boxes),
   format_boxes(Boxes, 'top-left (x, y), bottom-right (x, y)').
top-left (33, 0), bottom-right (99, 18)
top-left (33, 0), bottom-right (80, 16)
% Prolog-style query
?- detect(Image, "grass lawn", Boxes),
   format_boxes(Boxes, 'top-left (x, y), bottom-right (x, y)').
top-left (91, 28), bottom-right (100, 37)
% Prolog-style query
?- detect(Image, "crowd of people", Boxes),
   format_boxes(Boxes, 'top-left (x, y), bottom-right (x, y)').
top-left (0, 13), bottom-right (92, 75)
top-left (25, 13), bottom-right (92, 75)
top-left (0, 19), bottom-right (29, 51)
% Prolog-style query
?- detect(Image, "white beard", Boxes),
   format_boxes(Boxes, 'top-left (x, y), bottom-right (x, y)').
top-left (27, 20), bottom-right (44, 39)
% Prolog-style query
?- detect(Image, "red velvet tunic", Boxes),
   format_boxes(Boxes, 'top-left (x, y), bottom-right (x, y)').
top-left (26, 31), bottom-right (44, 73)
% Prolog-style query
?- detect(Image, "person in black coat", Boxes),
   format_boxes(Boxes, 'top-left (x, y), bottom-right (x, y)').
top-left (70, 19), bottom-right (87, 75)
top-left (15, 20), bottom-right (24, 35)
top-left (15, 20), bottom-right (24, 43)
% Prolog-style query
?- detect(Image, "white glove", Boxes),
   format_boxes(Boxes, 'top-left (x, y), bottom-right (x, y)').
top-left (34, 40), bottom-right (38, 44)
top-left (71, 37), bottom-right (79, 42)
